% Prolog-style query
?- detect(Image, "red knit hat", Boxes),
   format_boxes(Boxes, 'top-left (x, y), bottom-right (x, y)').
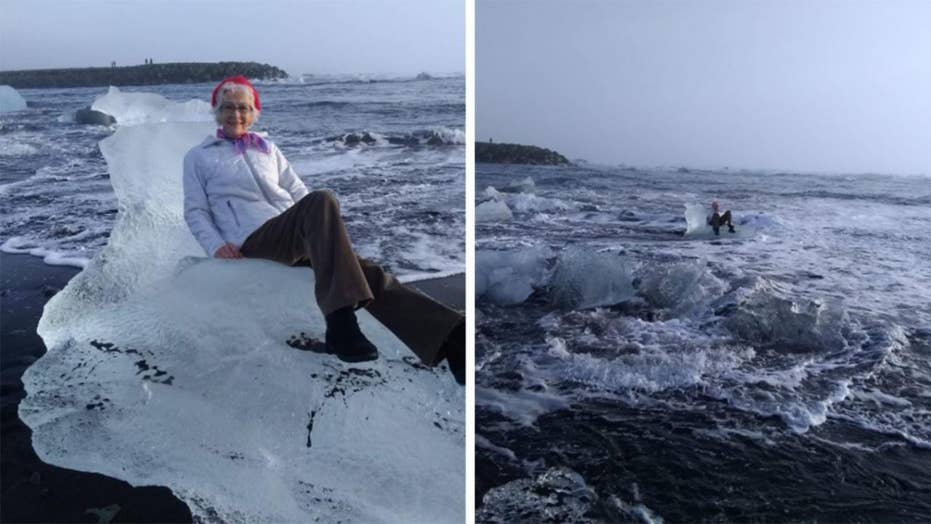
top-left (211, 76), bottom-right (261, 111)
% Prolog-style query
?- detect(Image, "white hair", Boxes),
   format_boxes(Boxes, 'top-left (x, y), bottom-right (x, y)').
top-left (213, 82), bottom-right (260, 124)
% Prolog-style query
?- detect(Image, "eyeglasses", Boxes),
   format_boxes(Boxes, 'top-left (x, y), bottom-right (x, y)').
top-left (220, 104), bottom-right (254, 114)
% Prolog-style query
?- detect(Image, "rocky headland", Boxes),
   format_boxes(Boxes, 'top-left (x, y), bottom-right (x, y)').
top-left (475, 141), bottom-right (570, 165)
top-left (0, 62), bottom-right (287, 89)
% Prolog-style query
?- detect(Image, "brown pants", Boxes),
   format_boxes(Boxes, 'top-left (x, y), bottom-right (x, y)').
top-left (710, 210), bottom-right (733, 228)
top-left (240, 190), bottom-right (462, 366)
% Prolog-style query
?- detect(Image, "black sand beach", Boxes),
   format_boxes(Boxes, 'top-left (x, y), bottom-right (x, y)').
top-left (1, 253), bottom-right (194, 523)
top-left (0, 252), bottom-right (464, 522)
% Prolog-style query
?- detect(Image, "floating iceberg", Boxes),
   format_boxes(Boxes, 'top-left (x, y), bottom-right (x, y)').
top-left (683, 202), bottom-right (770, 239)
top-left (684, 203), bottom-right (714, 236)
top-left (476, 199), bottom-right (513, 223)
top-left (549, 247), bottom-right (634, 309)
top-left (0, 85), bottom-right (28, 112)
top-left (91, 86), bottom-right (213, 125)
top-left (21, 89), bottom-right (463, 522)
top-left (476, 246), bottom-right (551, 305)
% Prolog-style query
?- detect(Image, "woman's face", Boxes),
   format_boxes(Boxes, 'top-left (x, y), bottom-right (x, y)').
top-left (218, 90), bottom-right (257, 138)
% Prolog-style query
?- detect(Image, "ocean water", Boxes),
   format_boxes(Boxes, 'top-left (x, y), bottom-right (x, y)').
top-left (0, 75), bottom-right (465, 277)
top-left (476, 163), bottom-right (931, 522)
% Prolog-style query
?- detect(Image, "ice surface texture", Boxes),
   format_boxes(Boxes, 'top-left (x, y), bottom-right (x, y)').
top-left (476, 246), bottom-right (551, 305)
top-left (476, 199), bottom-right (513, 223)
top-left (92, 86), bottom-right (213, 125)
top-left (20, 89), bottom-right (464, 522)
top-left (0, 85), bottom-right (28, 112)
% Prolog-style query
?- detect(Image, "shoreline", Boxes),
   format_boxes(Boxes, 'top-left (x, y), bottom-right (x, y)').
top-left (0, 61), bottom-right (287, 89)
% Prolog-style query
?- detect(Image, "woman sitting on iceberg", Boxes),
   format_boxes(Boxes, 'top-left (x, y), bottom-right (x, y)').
top-left (182, 76), bottom-right (464, 384)
top-left (707, 200), bottom-right (736, 235)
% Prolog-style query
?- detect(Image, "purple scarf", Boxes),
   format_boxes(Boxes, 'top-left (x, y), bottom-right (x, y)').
top-left (216, 129), bottom-right (271, 155)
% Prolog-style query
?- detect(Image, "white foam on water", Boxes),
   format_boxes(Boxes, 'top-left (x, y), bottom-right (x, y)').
top-left (398, 228), bottom-right (465, 274)
top-left (20, 90), bottom-right (463, 522)
top-left (506, 192), bottom-right (572, 214)
top-left (476, 384), bottom-right (571, 427)
top-left (0, 85), bottom-right (28, 112)
top-left (0, 137), bottom-right (37, 156)
top-left (536, 313), bottom-right (754, 397)
top-left (505, 176), bottom-right (535, 193)
top-left (430, 126), bottom-right (466, 145)
top-left (610, 494), bottom-right (666, 524)
top-left (851, 387), bottom-right (913, 408)
top-left (0, 239), bottom-right (90, 268)
top-left (475, 434), bottom-right (518, 462)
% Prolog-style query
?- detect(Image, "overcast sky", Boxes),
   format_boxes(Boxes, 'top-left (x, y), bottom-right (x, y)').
top-left (0, 0), bottom-right (464, 76)
top-left (478, 0), bottom-right (931, 175)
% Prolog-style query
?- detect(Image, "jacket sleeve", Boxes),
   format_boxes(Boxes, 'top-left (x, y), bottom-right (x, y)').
top-left (274, 145), bottom-right (310, 201)
top-left (183, 150), bottom-right (227, 256)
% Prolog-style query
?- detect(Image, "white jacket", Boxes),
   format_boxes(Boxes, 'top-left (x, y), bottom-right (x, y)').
top-left (182, 134), bottom-right (309, 256)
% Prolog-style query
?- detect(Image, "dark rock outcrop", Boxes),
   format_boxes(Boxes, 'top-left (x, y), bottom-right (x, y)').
top-left (326, 129), bottom-right (463, 147)
top-left (74, 107), bottom-right (116, 126)
top-left (475, 141), bottom-right (570, 166)
top-left (0, 62), bottom-right (287, 89)
top-left (327, 132), bottom-right (378, 146)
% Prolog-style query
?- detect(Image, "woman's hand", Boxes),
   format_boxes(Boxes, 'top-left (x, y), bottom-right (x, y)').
top-left (214, 243), bottom-right (243, 259)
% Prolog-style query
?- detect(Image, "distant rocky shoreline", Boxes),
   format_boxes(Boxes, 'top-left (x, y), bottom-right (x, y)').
top-left (0, 62), bottom-right (287, 89)
top-left (476, 141), bottom-right (570, 165)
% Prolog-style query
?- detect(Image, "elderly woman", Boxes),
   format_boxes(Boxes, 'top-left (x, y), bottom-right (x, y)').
top-left (182, 76), bottom-right (465, 384)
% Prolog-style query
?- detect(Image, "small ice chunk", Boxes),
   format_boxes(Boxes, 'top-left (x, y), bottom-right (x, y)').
top-left (477, 246), bottom-right (551, 305)
top-left (0, 85), bottom-right (28, 112)
top-left (505, 176), bottom-right (535, 193)
top-left (483, 185), bottom-right (502, 200)
top-left (684, 203), bottom-right (713, 236)
top-left (479, 467), bottom-right (597, 522)
top-left (476, 199), bottom-right (513, 222)
top-left (550, 247), bottom-right (634, 309)
top-left (92, 86), bottom-right (212, 126)
top-left (637, 261), bottom-right (727, 317)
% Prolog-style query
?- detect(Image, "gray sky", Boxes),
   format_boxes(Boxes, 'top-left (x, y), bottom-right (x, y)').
top-left (0, 0), bottom-right (464, 76)
top-left (478, 0), bottom-right (931, 175)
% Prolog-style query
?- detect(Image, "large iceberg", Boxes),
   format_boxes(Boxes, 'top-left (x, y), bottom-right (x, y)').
top-left (0, 85), bottom-right (28, 112)
top-left (21, 89), bottom-right (463, 522)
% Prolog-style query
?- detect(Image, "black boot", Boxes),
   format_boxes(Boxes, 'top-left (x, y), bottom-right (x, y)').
top-left (441, 322), bottom-right (465, 386)
top-left (325, 306), bottom-right (379, 363)
top-left (728, 225), bottom-right (735, 233)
